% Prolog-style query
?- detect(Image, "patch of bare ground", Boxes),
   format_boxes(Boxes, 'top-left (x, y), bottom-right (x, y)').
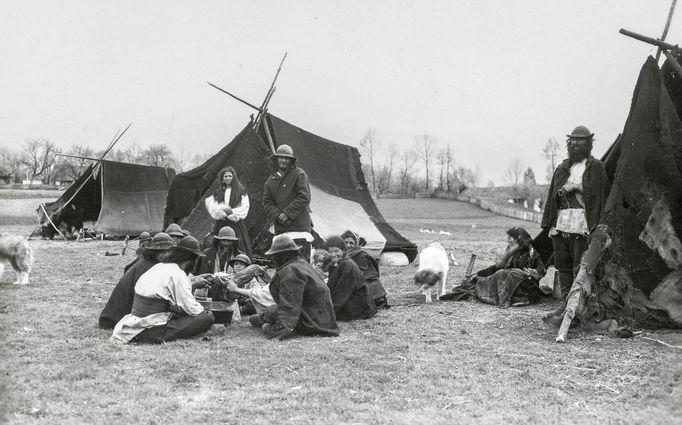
top-left (0, 195), bottom-right (680, 424)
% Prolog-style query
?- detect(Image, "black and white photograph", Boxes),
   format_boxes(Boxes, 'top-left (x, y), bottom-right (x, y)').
top-left (1, 1), bottom-right (681, 423)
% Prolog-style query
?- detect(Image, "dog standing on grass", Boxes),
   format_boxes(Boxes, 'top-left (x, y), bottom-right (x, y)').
top-left (0, 234), bottom-right (33, 285)
top-left (414, 242), bottom-right (449, 302)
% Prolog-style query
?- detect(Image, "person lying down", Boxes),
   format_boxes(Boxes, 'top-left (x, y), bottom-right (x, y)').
top-left (441, 227), bottom-right (546, 308)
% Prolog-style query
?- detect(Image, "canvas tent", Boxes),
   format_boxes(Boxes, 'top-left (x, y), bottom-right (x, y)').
top-left (37, 160), bottom-right (176, 237)
top-left (164, 114), bottom-right (418, 261)
top-left (545, 55), bottom-right (682, 336)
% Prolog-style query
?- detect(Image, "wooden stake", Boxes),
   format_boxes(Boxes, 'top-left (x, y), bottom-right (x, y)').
top-left (656, 0), bottom-right (678, 61)
top-left (556, 227), bottom-right (611, 343)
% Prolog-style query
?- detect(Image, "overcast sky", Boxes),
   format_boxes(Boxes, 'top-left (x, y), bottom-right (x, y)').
top-left (1, 1), bottom-right (680, 184)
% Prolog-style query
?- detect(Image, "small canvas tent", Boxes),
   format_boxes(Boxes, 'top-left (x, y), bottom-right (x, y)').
top-left (164, 114), bottom-right (418, 261)
top-left (37, 160), bottom-right (176, 237)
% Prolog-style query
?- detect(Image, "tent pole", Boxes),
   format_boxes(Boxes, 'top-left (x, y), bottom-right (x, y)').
top-left (39, 203), bottom-right (67, 240)
top-left (262, 115), bottom-right (277, 154)
top-left (207, 82), bottom-right (261, 111)
top-left (663, 50), bottom-right (682, 78)
top-left (254, 52), bottom-right (287, 130)
top-left (656, 0), bottom-right (678, 62)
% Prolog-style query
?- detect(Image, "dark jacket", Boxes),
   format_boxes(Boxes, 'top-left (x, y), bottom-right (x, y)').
top-left (99, 257), bottom-right (157, 329)
top-left (348, 249), bottom-right (387, 301)
top-left (541, 156), bottom-right (610, 233)
top-left (193, 247), bottom-right (235, 275)
top-left (268, 257), bottom-right (339, 337)
top-left (263, 167), bottom-right (312, 234)
top-left (327, 258), bottom-right (377, 321)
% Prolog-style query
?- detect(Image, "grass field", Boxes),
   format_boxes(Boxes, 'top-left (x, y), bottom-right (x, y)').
top-left (1, 194), bottom-right (681, 424)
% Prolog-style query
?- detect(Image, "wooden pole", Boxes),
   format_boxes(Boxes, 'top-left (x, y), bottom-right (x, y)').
top-left (555, 227), bottom-right (611, 343)
top-left (39, 203), bottom-right (67, 240)
top-left (207, 82), bottom-right (261, 111)
top-left (619, 28), bottom-right (678, 51)
top-left (261, 115), bottom-right (277, 154)
top-left (254, 52), bottom-right (287, 130)
top-left (56, 153), bottom-right (102, 162)
top-left (663, 50), bottom-right (682, 78)
top-left (657, 0), bottom-right (678, 61)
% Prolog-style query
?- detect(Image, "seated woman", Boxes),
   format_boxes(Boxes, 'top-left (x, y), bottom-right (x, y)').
top-left (325, 236), bottom-right (377, 321)
top-left (251, 234), bottom-right (339, 340)
top-left (99, 232), bottom-right (174, 329)
top-left (445, 227), bottom-right (546, 308)
top-left (110, 236), bottom-right (214, 344)
top-left (204, 166), bottom-right (252, 257)
top-left (341, 230), bottom-right (389, 308)
top-left (312, 248), bottom-right (331, 280)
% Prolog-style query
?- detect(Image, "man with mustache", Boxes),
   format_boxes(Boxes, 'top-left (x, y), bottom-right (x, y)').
top-left (541, 126), bottom-right (610, 298)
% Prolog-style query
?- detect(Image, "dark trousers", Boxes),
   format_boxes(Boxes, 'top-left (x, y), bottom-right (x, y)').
top-left (551, 232), bottom-right (588, 297)
top-left (133, 311), bottom-right (215, 344)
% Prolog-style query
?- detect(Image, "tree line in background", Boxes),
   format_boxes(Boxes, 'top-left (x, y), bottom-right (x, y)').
top-left (0, 140), bottom-right (211, 185)
top-left (357, 129), bottom-right (565, 200)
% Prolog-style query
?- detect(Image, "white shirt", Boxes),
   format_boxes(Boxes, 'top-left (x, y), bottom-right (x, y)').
top-left (555, 159), bottom-right (589, 235)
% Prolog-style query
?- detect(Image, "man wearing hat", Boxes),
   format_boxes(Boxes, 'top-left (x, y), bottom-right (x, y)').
top-left (165, 223), bottom-right (185, 243)
top-left (250, 234), bottom-right (339, 340)
top-left (122, 231), bottom-right (153, 273)
top-left (99, 232), bottom-right (175, 329)
top-left (542, 125), bottom-right (610, 298)
top-left (194, 226), bottom-right (240, 275)
top-left (263, 144), bottom-right (314, 261)
top-left (111, 236), bottom-right (215, 343)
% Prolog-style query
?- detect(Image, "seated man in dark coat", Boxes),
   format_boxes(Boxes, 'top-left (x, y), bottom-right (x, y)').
top-left (99, 232), bottom-right (174, 329)
top-left (194, 226), bottom-right (239, 275)
top-left (325, 236), bottom-right (377, 321)
top-left (251, 234), bottom-right (339, 340)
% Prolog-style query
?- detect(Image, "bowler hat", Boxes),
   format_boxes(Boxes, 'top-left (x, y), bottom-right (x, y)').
top-left (566, 125), bottom-right (594, 139)
top-left (173, 236), bottom-right (206, 257)
top-left (165, 223), bottom-right (185, 237)
top-left (214, 226), bottom-right (239, 241)
top-left (273, 144), bottom-right (296, 159)
top-left (228, 253), bottom-right (252, 267)
top-left (147, 232), bottom-right (174, 250)
top-left (264, 234), bottom-right (301, 256)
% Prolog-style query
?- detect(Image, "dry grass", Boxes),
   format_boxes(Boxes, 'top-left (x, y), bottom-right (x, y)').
top-left (1, 195), bottom-right (681, 424)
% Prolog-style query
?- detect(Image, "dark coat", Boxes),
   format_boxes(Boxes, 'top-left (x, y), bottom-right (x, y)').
top-left (193, 246), bottom-right (235, 275)
top-left (99, 257), bottom-right (157, 329)
top-left (268, 257), bottom-right (339, 337)
top-left (541, 156), bottom-right (610, 233)
top-left (348, 249), bottom-right (387, 301)
top-left (263, 167), bottom-right (312, 234)
top-left (327, 258), bottom-right (377, 321)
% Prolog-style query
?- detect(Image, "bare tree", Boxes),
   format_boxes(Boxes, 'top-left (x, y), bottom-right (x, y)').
top-left (436, 148), bottom-right (447, 190)
top-left (359, 129), bottom-right (380, 194)
top-left (22, 139), bottom-right (60, 184)
top-left (505, 157), bottom-right (526, 191)
top-left (414, 134), bottom-right (437, 191)
top-left (456, 166), bottom-right (480, 194)
top-left (398, 148), bottom-right (418, 195)
top-left (444, 145), bottom-right (454, 191)
top-left (385, 144), bottom-right (398, 194)
top-left (143, 144), bottom-right (176, 168)
top-left (59, 144), bottom-right (95, 180)
top-left (0, 147), bottom-right (26, 183)
top-left (542, 138), bottom-right (562, 182)
top-left (375, 165), bottom-right (391, 196)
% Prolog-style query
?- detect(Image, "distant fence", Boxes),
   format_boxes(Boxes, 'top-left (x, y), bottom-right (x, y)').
top-left (432, 192), bottom-right (543, 224)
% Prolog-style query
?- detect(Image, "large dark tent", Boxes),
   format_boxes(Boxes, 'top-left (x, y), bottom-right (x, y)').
top-left (164, 114), bottom-right (418, 261)
top-left (37, 160), bottom-right (176, 237)
top-left (546, 56), bottom-right (682, 338)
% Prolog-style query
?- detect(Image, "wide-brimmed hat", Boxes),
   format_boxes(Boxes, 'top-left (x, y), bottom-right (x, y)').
top-left (165, 223), bottom-right (185, 237)
top-left (264, 234), bottom-right (300, 256)
top-left (228, 253), bottom-right (252, 267)
top-left (138, 231), bottom-right (152, 242)
top-left (146, 232), bottom-right (174, 250)
top-left (273, 144), bottom-right (296, 160)
top-left (214, 226), bottom-right (238, 241)
top-left (566, 125), bottom-right (594, 139)
top-left (173, 236), bottom-right (205, 257)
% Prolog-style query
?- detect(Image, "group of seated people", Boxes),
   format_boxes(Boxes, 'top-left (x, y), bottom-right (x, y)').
top-left (99, 223), bottom-right (390, 343)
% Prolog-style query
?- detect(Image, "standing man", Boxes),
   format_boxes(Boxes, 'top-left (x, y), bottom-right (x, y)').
top-left (542, 125), bottom-right (610, 298)
top-left (263, 144), bottom-right (313, 261)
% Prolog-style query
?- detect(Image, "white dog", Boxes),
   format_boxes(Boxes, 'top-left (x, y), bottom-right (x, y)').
top-left (0, 234), bottom-right (33, 285)
top-left (414, 242), bottom-right (449, 302)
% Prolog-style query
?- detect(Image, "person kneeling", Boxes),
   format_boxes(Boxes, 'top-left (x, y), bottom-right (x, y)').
top-left (110, 236), bottom-right (215, 344)
top-left (251, 235), bottom-right (339, 340)
top-left (325, 236), bottom-right (377, 321)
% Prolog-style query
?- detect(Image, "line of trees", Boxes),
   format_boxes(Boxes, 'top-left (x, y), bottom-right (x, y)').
top-left (358, 129), bottom-right (480, 198)
top-left (0, 139), bottom-right (210, 184)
